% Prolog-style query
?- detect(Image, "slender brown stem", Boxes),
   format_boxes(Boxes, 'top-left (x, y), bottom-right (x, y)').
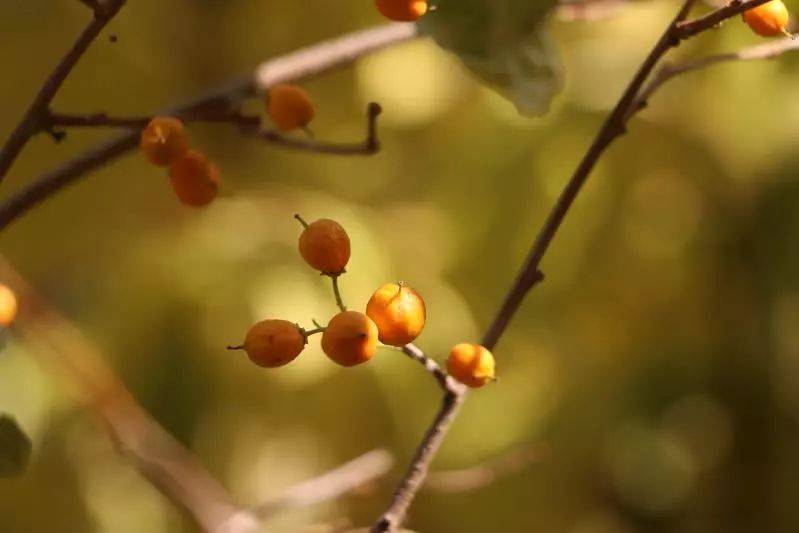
top-left (331, 275), bottom-right (347, 312)
top-left (399, 343), bottom-right (458, 392)
top-left (675, 0), bottom-right (772, 39)
top-left (254, 102), bottom-right (382, 156)
top-left (0, 0), bottom-right (127, 186)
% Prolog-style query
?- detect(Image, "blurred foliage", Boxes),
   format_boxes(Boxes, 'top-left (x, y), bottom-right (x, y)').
top-left (0, 414), bottom-right (31, 477)
top-left (2, 0), bottom-right (799, 532)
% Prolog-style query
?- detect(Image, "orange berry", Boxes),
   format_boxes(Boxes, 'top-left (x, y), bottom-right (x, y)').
top-left (366, 282), bottom-right (426, 346)
top-left (266, 84), bottom-right (315, 132)
top-left (0, 284), bottom-right (18, 327)
top-left (321, 311), bottom-right (378, 367)
top-left (240, 319), bottom-right (306, 368)
top-left (297, 218), bottom-right (351, 274)
top-left (140, 117), bottom-right (189, 167)
top-left (168, 150), bottom-right (220, 207)
top-left (447, 343), bottom-right (496, 388)
top-left (743, 0), bottom-right (790, 37)
top-left (375, 0), bottom-right (428, 21)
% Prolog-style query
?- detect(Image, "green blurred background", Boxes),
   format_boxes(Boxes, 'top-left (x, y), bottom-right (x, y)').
top-left (3, 0), bottom-right (799, 531)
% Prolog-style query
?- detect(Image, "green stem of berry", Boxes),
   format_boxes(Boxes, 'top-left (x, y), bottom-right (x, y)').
top-left (294, 213), bottom-right (309, 229)
top-left (331, 274), bottom-right (347, 312)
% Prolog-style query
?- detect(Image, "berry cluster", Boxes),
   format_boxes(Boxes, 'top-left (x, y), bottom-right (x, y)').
top-left (140, 117), bottom-right (221, 207)
top-left (229, 215), bottom-right (496, 388)
top-left (139, 84), bottom-right (316, 208)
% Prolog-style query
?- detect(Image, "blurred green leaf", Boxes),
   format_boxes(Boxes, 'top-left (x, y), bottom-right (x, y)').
top-left (0, 414), bottom-right (32, 477)
top-left (419, 0), bottom-right (561, 116)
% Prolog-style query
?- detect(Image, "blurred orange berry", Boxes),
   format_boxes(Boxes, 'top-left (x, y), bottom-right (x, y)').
top-left (240, 319), bottom-right (306, 368)
top-left (321, 311), bottom-right (378, 366)
top-left (298, 218), bottom-right (351, 274)
top-left (366, 282), bottom-right (426, 346)
top-left (743, 0), bottom-right (790, 37)
top-left (0, 284), bottom-right (18, 327)
top-left (447, 343), bottom-right (496, 388)
top-left (140, 117), bottom-right (189, 167)
top-left (168, 150), bottom-right (220, 207)
top-left (266, 84), bottom-right (315, 132)
top-left (375, 0), bottom-right (428, 21)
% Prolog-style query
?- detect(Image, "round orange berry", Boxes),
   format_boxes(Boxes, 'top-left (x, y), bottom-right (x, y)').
top-left (375, 0), bottom-right (428, 21)
top-left (140, 116), bottom-right (189, 167)
top-left (168, 150), bottom-right (220, 207)
top-left (298, 218), bottom-right (351, 274)
top-left (447, 343), bottom-right (496, 388)
top-left (239, 319), bottom-right (306, 368)
top-left (366, 282), bottom-right (426, 346)
top-left (321, 311), bottom-right (378, 367)
top-left (266, 84), bottom-right (315, 132)
top-left (0, 284), bottom-right (18, 327)
top-left (743, 0), bottom-right (790, 37)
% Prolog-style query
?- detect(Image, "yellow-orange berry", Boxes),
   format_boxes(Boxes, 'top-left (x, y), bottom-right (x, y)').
top-left (743, 0), bottom-right (790, 37)
top-left (321, 311), bottom-right (378, 367)
top-left (366, 282), bottom-right (426, 346)
top-left (168, 150), bottom-right (220, 207)
top-left (240, 319), bottom-right (306, 368)
top-left (140, 117), bottom-right (189, 167)
top-left (0, 284), bottom-right (18, 327)
top-left (266, 84), bottom-right (315, 132)
top-left (375, 0), bottom-right (428, 21)
top-left (447, 343), bottom-right (496, 388)
top-left (297, 217), bottom-right (351, 274)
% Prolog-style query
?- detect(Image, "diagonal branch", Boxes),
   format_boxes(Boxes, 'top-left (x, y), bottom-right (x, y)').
top-left (0, 0), bottom-right (127, 186)
top-left (399, 343), bottom-right (459, 392)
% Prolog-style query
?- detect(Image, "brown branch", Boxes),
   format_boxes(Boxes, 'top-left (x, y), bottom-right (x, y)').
top-left (675, 0), bottom-right (772, 39)
top-left (424, 445), bottom-right (545, 493)
top-left (251, 449), bottom-right (395, 519)
top-left (0, 0), bottom-right (126, 186)
top-left (399, 343), bottom-right (458, 392)
top-left (0, 257), bottom-right (260, 533)
top-left (0, 24), bottom-right (417, 232)
top-left (631, 36), bottom-right (799, 116)
top-left (46, 110), bottom-right (262, 130)
top-left (255, 102), bottom-right (382, 156)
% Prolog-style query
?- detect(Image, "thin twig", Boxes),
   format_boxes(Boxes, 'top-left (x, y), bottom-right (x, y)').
top-left (0, 257), bottom-right (260, 533)
top-left (0, 24), bottom-right (418, 232)
top-left (675, 0), bottom-right (772, 39)
top-left (631, 36), bottom-right (799, 116)
top-left (399, 343), bottom-right (457, 392)
top-left (330, 275), bottom-right (348, 312)
top-left (424, 445), bottom-right (545, 493)
top-left (0, 0), bottom-right (127, 186)
top-left (251, 449), bottom-right (395, 519)
top-left (255, 102), bottom-right (382, 156)
top-left (46, 110), bottom-right (262, 130)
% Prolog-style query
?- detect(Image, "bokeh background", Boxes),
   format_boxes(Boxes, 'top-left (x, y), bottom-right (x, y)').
top-left (2, 0), bottom-right (799, 531)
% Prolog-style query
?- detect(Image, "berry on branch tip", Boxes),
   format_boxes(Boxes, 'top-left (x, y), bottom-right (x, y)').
top-left (266, 84), bottom-right (315, 132)
top-left (297, 216), bottom-right (351, 275)
top-left (168, 150), bottom-right (220, 207)
top-left (321, 311), bottom-right (378, 366)
top-left (366, 282), bottom-right (426, 346)
top-left (0, 284), bottom-right (18, 327)
top-left (140, 116), bottom-right (189, 167)
top-left (743, 0), bottom-right (791, 37)
top-left (447, 343), bottom-right (496, 388)
top-left (375, 0), bottom-right (428, 22)
top-left (232, 319), bottom-right (306, 368)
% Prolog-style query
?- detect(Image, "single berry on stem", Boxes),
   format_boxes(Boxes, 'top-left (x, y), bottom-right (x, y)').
top-left (375, 0), bottom-right (428, 22)
top-left (266, 84), bottom-right (315, 132)
top-left (229, 319), bottom-right (306, 368)
top-left (168, 150), bottom-right (220, 207)
top-left (743, 0), bottom-right (791, 37)
top-left (447, 343), bottom-right (496, 388)
top-left (296, 215), bottom-right (351, 275)
top-left (321, 311), bottom-right (378, 366)
top-left (0, 284), bottom-right (18, 327)
top-left (140, 117), bottom-right (189, 167)
top-left (366, 281), bottom-right (426, 346)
